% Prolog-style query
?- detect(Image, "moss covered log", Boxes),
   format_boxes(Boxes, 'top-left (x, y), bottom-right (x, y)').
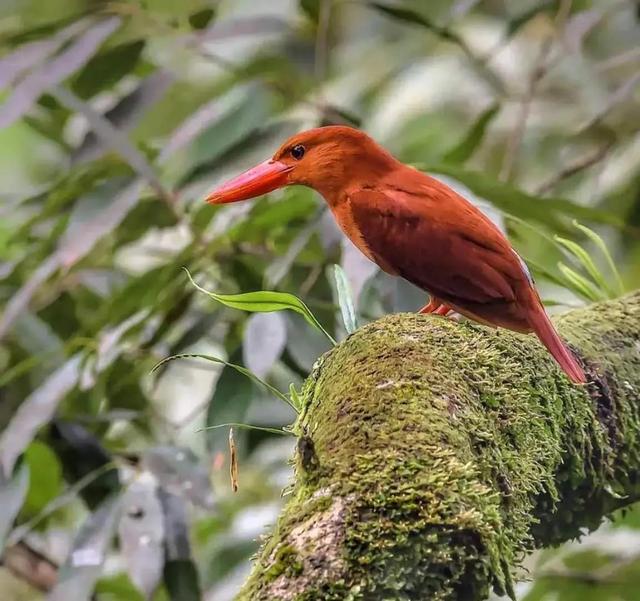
top-left (239, 292), bottom-right (640, 601)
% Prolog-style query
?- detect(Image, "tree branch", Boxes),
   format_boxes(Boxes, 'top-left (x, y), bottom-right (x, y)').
top-left (238, 292), bottom-right (640, 600)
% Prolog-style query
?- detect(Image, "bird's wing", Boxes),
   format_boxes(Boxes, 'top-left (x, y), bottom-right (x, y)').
top-left (347, 184), bottom-right (529, 313)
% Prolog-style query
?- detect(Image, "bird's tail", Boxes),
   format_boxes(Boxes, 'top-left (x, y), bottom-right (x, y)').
top-left (528, 304), bottom-right (586, 384)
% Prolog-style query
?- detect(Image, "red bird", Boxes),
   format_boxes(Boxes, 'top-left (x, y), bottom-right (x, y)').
top-left (205, 126), bottom-right (586, 384)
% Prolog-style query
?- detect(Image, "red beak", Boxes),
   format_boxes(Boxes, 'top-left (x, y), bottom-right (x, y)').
top-left (205, 159), bottom-right (293, 204)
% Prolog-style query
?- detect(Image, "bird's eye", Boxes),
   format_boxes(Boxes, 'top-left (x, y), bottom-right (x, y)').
top-left (290, 144), bottom-right (305, 160)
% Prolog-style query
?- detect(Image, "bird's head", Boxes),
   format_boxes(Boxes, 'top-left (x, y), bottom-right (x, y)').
top-left (205, 125), bottom-right (397, 204)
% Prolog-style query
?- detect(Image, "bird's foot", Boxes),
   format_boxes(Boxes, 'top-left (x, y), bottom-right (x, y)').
top-left (418, 299), bottom-right (453, 317)
top-left (419, 299), bottom-right (441, 314)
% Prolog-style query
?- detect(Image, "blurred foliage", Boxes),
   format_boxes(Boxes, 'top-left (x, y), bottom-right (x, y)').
top-left (0, 0), bottom-right (639, 599)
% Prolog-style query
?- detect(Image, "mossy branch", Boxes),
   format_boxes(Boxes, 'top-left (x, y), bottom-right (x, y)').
top-left (239, 292), bottom-right (640, 601)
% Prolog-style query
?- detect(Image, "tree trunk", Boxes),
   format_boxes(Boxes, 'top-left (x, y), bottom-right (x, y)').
top-left (238, 292), bottom-right (640, 601)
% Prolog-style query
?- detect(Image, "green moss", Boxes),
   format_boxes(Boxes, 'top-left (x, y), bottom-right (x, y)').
top-left (264, 545), bottom-right (303, 582)
top-left (238, 292), bottom-right (640, 601)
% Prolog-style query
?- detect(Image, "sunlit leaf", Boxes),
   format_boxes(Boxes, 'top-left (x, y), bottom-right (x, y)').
top-left (184, 268), bottom-right (336, 345)
top-left (573, 221), bottom-right (625, 295)
top-left (555, 235), bottom-right (614, 298)
top-left (22, 441), bottom-right (62, 517)
top-left (558, 263), bottom-right (607, 302)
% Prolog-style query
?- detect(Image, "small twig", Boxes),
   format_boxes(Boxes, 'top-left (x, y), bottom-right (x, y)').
top-left (500, 0), bottom-right (573, 182)
top-left (535, 140), bottom-right (614, 195)
top-left (578, 70), bottom-right (640, 134)
top-left (300, 264), bottom-right (324, 297)
top-left (596, 46), bottom-right (640, 72)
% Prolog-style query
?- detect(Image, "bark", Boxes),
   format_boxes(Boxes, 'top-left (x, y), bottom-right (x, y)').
top-left (239, 292), bottom-right (640, 601)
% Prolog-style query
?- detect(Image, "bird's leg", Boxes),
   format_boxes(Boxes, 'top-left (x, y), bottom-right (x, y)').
top-left (418, 298), bottom-right (442, 314)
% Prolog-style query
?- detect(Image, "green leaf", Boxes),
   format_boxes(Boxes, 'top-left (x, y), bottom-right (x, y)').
top-left (204, 423), bottom-right (292, 436)
top-left (300, 0), bottom-right (320, 22)
top-left (184, 268), bottom-right (336, 345)
top-left (95, 573), bottom-right (145, 601)
top-left (558, 263), bottom-right (607, 302)
top-left (72, 40), bottom-right (146, 99)
top-left (442, 104), bottom-right (500, 164)
top-left (369, 3), bottom-right (443, 34)
top-left (573, 220), bottom-right (625, 295)
top-left (0, 355), bottom-right (82, 477)
top-left (555, 235), bottom-right (614, 298)
top-left (22, 441), bottom-right (62, 517)
top-left (332, 264), bottom-right (358, 334)
top-left (152, 352), bottom-right (297, 413)
top-left (422, 164), bottom-right (626, 231)
top-left (289, 383), bottom-right (303, 412)
top-left (189, 8), bottom-right (216, 30)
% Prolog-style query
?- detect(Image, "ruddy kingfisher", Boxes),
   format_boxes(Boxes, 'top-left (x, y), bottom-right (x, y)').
top-left (205, 126), bottom-right (586, 384)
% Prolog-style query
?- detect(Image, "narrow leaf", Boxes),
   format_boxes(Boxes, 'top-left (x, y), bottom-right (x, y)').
top-left (573, 221), bottom-right (624, 295)
top-left (0, 354), bottom-right (82, 477)
top-left (369, 3), bottom-right (442, 32)
top-left (332, 264), bottom-right (358, 334)
top-left (0, 17), bottom-right (121, 128)
top-left (152, 353), bottom-right (297, 413)
top-left (0, 464), bottom-right (30, 553)
top-left (558, 263), bottom-right (606, 302)
top-left (204, 423), bottom-right (292, 436)
top-left (555, 235), bottom-right (614, 298)
top-left (47, 495), bottom-right (121, 601)
top-left (158, 490), bottom-right (201, 601)
top-left (289, 384), bottom-right (303, 412)
top-left (423, 164), bottom-right (626, 230)
top-left (184, 269), bottom-right (336, 345)
top-left (443, 104), bottom-right (500, 164)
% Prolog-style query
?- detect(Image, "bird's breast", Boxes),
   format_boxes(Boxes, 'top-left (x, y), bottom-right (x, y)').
top-left (329, 196), bottom-right (398, 275)
top-left (330, 200), bottom-right (376, 262)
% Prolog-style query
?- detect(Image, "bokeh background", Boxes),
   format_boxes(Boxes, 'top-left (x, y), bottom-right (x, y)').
top-left (1, 0), bottom-right (639, 599)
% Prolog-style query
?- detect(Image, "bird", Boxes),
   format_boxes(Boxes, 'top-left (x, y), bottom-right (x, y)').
top-left (205, 125), bottom-right (586, 384)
